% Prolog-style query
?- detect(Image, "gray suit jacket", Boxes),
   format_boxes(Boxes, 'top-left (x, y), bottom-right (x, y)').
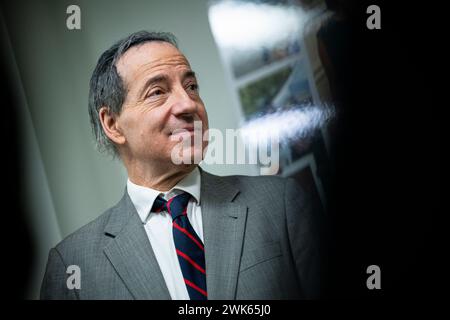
top-left (41, 170), bottom-right (320, 299)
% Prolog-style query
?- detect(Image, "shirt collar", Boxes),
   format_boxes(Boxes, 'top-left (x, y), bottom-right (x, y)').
top-left (127, 167), bottom-right (201, 223)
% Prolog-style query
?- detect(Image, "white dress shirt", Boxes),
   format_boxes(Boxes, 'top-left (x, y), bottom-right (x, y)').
top-left (126, 167), bottom-right (203, 300)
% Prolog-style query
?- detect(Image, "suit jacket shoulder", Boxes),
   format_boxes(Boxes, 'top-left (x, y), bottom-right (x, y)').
top-left (40, 193), bottom-right (136, 299)
top-left (53, 194), bottom-right (125, 257)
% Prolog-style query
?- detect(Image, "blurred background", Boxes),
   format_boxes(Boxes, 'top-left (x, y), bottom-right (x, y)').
top-left (0, 0), bottom-right (440, 299)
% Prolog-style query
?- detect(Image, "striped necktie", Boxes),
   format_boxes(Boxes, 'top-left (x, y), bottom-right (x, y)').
top-left (152, 193), bottom-right (207, 300)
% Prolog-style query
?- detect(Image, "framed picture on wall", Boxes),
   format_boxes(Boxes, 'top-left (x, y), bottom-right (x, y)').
top-left (208, 0), bottom-right (327, 177)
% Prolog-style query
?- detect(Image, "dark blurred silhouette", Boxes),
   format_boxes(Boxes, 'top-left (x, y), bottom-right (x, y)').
top-left (0, 6), bottom-right (35, 299)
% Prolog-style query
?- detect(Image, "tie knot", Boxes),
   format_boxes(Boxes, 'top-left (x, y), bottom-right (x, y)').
top-left (152, 192), bottom-right (191, 220)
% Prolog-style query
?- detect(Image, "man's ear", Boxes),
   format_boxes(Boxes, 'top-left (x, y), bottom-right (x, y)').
top-left (98, 106), bottom-right (126, 145)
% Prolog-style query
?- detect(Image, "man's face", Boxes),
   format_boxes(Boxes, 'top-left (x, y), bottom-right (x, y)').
top-left (114, 41), bottom-right (208, 167)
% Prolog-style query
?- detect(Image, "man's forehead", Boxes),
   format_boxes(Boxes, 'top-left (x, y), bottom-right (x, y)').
top-left (116, 41), bottom-right (190, 78)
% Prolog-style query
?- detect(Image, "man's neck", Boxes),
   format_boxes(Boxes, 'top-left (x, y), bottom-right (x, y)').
top-left (127, 162), bottom-right (196, 191)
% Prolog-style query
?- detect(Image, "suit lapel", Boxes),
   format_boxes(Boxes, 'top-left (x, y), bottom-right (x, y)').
top-left (200, 170), bottom-right (248, 299)
top-left (103, 192), bottom-right (171, 300)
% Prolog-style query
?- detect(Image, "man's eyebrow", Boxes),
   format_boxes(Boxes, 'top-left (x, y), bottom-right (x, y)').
top-left (138, 71), bottom-right (197, 97)
top-left (139, 74), bottom-right (169, 97)
top-left (182, 70), bottom-right (197, 81)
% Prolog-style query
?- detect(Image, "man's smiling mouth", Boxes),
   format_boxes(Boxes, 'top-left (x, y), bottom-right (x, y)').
top-left (170, 123), bottom-right (204, 137)
top-left (171, 126), bottom-right (194, 135)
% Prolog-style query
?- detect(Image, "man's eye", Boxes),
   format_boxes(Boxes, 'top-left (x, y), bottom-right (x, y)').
top-left (188, 84), bottom-right (199, 92)
top-left (149, 89), bottom-right (164, 97)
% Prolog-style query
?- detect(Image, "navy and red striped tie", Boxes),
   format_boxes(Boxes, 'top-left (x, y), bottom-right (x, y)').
top-left (152, 193), bottom-right (207, 300)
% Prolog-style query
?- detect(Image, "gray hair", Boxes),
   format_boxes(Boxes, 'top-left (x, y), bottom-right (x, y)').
top-left (88, 30), bottom-right (178, 157)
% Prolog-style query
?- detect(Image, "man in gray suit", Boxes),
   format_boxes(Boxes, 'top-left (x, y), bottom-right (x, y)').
top-left (41, 31), bottom-right (321, 300)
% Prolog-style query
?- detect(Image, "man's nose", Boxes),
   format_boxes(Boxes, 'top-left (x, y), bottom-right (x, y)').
top-left (171, 86), bottom-right (197, 117)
